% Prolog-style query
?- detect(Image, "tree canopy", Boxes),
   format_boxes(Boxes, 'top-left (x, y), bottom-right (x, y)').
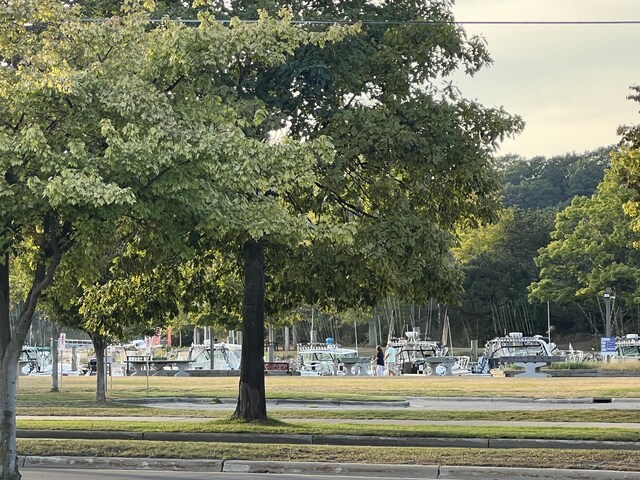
top-left (530, 151), bottom-right (640, 336)
top-left (499, 147), bottom-right (610, 210)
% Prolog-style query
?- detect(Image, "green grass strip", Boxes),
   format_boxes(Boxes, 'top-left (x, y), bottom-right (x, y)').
top-left (16, 418), bottom-right (640, 442)
top-left (17, 405), bottom-right (640, 424)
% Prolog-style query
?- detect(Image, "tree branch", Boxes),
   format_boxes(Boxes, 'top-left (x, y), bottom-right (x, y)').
top-left (138, 158), bottom-right (193, 194)
top-left (164, 75), bottom-right (184, 94)
top-left (0, 112), bottom-right (24, 132)
top-left (97, 46), bottom-right (114, 64)
top-left (13, 214), bottom-right (72, 347)
top-left (315, 181), bottom-right (376, 219)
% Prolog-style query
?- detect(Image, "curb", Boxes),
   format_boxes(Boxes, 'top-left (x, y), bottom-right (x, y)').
top-left (17, 429), bottom-right (640, 450)
top-left (20, 456), bottom-right (222, 471)
top-left (17, 457), bottom-right (640, 479)
top-left (222, 460), bottom-right (439, 477)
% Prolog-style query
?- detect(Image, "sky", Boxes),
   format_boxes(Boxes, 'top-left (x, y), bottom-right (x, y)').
top-left (450, 0), bottom-right (640, 158)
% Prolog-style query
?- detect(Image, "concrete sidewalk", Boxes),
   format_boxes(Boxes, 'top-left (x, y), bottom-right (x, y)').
top-left (18, 414), bottom-right (640, 429)
top-left (16, 427), bottom-right (640, 450)
top-left (128, 395), bottom-right (640, 411)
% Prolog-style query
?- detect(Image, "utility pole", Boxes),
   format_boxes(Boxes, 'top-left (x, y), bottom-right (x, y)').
top-left (604, 287), bottom-right (614, 338)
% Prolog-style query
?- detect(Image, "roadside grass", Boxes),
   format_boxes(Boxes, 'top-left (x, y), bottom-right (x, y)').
top-left (15, 418), bottom-right (640, 441)
top-left (549, 360), bottom-right (640, 371)
top-left (600, 360), bottom-right (640, 371)
top-left (16, 439), bottom-right (640, 471)
top-left (17, 405), bottom-right (640, 424)
top-left (17, 375), bottom-right (640, 402)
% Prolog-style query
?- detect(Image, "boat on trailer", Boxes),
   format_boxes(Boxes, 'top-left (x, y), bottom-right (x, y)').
top-left (614, 334), bottom-right (640, 358)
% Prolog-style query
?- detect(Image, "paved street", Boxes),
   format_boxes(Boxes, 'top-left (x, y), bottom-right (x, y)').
top-left (145, 395), bottom-right (640, 411)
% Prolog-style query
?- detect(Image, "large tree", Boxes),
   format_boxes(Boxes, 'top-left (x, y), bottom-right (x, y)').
top-left (185, 0), bottom-right (523, 420)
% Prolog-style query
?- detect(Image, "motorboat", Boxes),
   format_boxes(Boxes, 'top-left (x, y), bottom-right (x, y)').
top-left (388, 330), bottom-right (442, 374)
top-left (186, 342), bottom-right (242, 371)
top-left (386, 329), bottom-right (469, 375)
top-left (474, 332), bottom-right (560, 374)
top-left (19, 346), bottom-right (52, 375)
top-left (295, 340), bottom-right (367, 376)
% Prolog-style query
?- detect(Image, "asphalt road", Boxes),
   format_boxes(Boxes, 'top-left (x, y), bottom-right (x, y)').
top-left (19, 469), bottom-right (434, 480)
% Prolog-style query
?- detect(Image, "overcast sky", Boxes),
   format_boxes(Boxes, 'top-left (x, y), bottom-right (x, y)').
top-left (450, 0), bottom-right (640, 158)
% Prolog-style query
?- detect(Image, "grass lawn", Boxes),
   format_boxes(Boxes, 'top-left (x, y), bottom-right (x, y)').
top-left (14, 417), bottom-right (640, 441)
top-left (14, 375), bottom-right (640, 471)
top-left (17, 405), bottom-right (640, 424)
top-left (17, 375), bottom-right (640, 402)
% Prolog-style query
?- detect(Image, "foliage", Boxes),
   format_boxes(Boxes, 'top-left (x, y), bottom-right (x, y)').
top-left (529, 161), bottom-right (640, 335)
top-left (449, 208), bottom-right (555, 342)
top-left (499, 147), bottom-right (610, 210)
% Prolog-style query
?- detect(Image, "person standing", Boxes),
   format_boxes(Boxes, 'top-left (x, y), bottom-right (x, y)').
top-left (385, 343), bottom-right (397, 376)
top-left (375, 345), bottom-right (385, 376)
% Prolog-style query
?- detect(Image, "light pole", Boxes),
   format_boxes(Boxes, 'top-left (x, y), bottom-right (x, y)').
top-left (604, 287), bottom-right (615, 338)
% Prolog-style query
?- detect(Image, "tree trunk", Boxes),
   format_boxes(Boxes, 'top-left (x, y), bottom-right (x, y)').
top-left (0, 254), bottom-right (20, 480)
top-left (0, 354), bottom-right (20, 480)
top-left (50, 325), bottom-right (61, 392)
top-left (91, 334), bottom-right (108, 403)
top-left (233, 239), bottom-right (267, 421)
top-left (0, 216), bottom-right (67, 479)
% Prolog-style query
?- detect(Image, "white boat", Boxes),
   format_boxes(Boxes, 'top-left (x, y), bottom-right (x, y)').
top-left (295, 341), bottom-right (367, 376)
top-left (186, 342), bottom-right (242, 371)
top-left (614, 334), bottom-right (640, 358)
top-left (19, 346), bottom-right (53, 375)
top-left (387, 329), bottom-right (467, 375)
top-left (474, 332), bottom-right (560, 374)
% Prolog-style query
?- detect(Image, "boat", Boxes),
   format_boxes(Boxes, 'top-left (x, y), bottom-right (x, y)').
top-left (295, 340), bottom-right (367, 376)
top-left (474, 332), bottom-right (560, 374)
top-left (387, 328), bottom-right (465, 375)
top-left (185, 342), bottom-right (242, 371)
top-left (19, 346), bottom-right (52, 375)
top-left (614, 334), bottom-right (640, 358)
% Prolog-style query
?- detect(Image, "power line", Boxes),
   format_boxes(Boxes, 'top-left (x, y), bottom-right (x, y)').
top-left (83, 18), bottom-right (640, 26)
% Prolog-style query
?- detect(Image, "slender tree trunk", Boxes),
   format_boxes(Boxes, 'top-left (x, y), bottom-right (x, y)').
top-left (50, 325), bottom-right (61, 392)
top-left (0, 253), bottom-right (21, 480)
top-left (91, 334), bottom-right (108, 402)
top-left (0, 353), bottom-right (20, 480)
top-left (234, 239), bottom-right (267, 421)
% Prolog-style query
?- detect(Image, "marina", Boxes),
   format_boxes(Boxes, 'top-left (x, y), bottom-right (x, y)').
top-left (17, 330), bottom-right (640, 379)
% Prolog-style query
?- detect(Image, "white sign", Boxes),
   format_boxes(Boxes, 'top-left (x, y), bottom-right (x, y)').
top-left (58, 333), bottom-right (66, 350)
